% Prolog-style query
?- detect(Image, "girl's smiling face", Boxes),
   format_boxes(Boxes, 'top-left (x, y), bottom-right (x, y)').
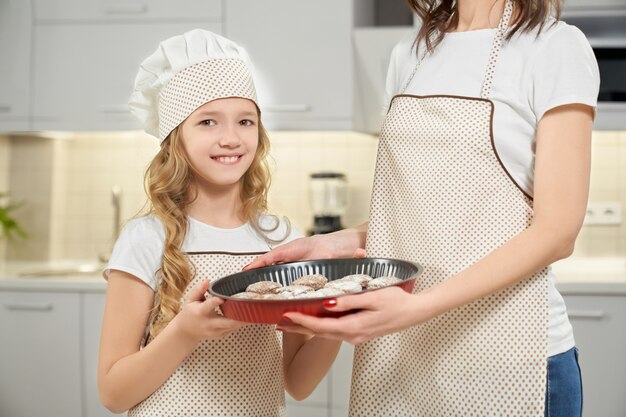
top-left (180, 97), bottom-right (259, 189)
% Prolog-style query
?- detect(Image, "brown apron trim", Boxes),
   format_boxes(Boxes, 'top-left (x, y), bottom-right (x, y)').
top-left (185, 251), bottom-right (268, 256)
top-left (389, 93), bottom-right (534, 201)
top-left (487, 104), bottom-right (534, 201)
top-left (388, 93), bottom-right (493, 112)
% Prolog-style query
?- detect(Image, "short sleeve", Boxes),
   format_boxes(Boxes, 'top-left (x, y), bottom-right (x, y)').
top-left (530, 25), bottom-right (600, 121)
top-left (382, 42), bottom-right (403, 115)
top-left (382, 30), bottom-right (423, 115)
top-left (103, 216), bottom-right (165, 290)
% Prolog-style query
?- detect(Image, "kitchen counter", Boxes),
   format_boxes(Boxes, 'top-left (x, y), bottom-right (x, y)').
top-left (551, 257), bottom-right (626, 295)
top-left (0, 260), bottom-right (107, 292)
top-left (1, 257), bottom-right (626, 294)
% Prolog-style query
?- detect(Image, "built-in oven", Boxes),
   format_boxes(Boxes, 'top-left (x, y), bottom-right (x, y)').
top-left (565, 12), bottom-right (626, 130)
top-left (589, 40), bottom-right (626, 130)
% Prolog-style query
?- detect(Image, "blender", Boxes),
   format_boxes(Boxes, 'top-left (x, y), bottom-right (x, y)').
top-left (307, 172), bottom-right (348, 235)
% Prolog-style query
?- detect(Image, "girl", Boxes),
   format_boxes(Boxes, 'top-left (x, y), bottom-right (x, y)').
top-left (97, 29), bottom-right (340, 417)
top-left (249, 0), bottom-right (599, 416)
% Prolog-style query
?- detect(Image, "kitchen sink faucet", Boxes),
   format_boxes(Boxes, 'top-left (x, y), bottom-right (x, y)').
top-left (98, 185), bottom-right (122, 263)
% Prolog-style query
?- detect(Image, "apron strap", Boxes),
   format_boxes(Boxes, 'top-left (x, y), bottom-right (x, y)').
top-left (400, 0), bottom-right (514, 99)
top-left (480, 0), bottom-right (514, 99)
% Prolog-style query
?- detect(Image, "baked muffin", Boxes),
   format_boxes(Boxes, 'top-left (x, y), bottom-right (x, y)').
top-left (261, 293), bottom-right (289, 300)
top-left (276, 285), bottom-right (315, 296)
top-left (246, 280), bottom-right (283, 294)
top-left (335, 273), bottom-right (372, 287)
top-left (367, 276), bottom-right (403, 289)
top-left (299, 287), bottom-right (347, 299)
top-left (291, 274), bottom-right (328, 290)
top-left (231, 291), bottom-right (262, 300)
top-left (325, 280), bottom-right (363, 294)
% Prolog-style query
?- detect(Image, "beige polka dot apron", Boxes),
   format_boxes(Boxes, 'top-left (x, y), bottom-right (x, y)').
top-left (129, 252), bottom-right (285, 417)
top-left (351, 2), bottom-right (548, 416)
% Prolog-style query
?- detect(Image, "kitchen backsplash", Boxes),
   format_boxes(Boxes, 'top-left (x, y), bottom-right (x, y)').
top-left (0, 136), bottom-right (8, 191)
top-left (1, 131), bottom-right (378, 261)
top-left (0, 130), bottom-right (624, 261)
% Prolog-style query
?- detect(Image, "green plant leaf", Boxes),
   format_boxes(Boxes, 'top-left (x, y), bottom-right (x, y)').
top-left (0, 192), bottom-right (28, 240)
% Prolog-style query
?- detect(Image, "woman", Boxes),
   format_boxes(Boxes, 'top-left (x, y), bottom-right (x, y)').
top-left (246, 0), bottom-right (598, 415)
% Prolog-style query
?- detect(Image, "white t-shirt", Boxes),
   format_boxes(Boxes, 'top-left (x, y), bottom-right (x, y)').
top-left (383, 20), bottom-right (599, 357)
top-left (104, 214), bottom-right (303, 291)
top-left (384, 19), bottom-right (600, 197)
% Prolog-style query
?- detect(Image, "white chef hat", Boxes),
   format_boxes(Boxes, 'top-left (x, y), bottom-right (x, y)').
top-left (129, 29), bottom-right (258, 142)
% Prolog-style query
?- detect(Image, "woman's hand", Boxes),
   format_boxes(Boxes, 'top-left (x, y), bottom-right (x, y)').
top-left (173, 280), bottom-right (246, 343)
top-left (244, 224), bottom-right (368, 270)
top-left (277, 287), bottom-right (434, 345)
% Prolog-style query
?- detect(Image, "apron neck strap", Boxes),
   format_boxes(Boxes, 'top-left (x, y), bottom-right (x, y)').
top-left (480, 0), bottom-right (514, 99)
top-left (400, 0), bottom-right (514, 98)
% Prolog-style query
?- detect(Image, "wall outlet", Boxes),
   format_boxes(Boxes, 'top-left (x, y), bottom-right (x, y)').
top-left (584, 201), bottom-right (622, 226)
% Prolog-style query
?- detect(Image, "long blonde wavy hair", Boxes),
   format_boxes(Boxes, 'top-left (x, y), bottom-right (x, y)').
top-left (145, 112), bottom-right (278, 337)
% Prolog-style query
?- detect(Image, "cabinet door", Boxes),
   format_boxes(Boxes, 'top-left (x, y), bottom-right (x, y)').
top-left (32, 21), bottom-right (221, 131)
top-left (0, 0), bottom-right (31, 131)
top-left (34, 0), bottom-right (222, 21)
top-left (329, 343), bottom-right (354, 417)
top-left (286, 373), bottom-right (329, 417)
top-left (225, 0), bottom-right (354, 130)
top-left (0, 291), bottom-right (82, 417)
top-left (83, 292), bottom-right (116, 417)
top-left (564, 294), bottom-right (626, 417)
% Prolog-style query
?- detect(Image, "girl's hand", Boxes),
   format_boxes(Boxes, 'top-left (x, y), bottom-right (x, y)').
top-left (173, 280), bottom-right (246, 343)
top-left (277, 287), bottom-right (433, 345)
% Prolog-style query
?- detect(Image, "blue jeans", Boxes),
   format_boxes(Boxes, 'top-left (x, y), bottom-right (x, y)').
top-left (545, 347), bottom-right (583, 417)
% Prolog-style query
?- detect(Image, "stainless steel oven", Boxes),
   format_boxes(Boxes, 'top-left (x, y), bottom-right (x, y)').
top-left (590, 40), bottom-right (626, 130)
top-left (566, 12), bottom-right (626, 129)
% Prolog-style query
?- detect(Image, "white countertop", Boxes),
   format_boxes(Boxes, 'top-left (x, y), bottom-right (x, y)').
top-left (551, 257), bottom-right (626, 295)
top-left (0, 260), bottom-right (107, 292)
top-left (1, 257), bottom-right (626, 294)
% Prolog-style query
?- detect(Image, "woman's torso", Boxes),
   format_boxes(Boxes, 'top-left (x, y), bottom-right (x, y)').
top-left (382, 20), bottom-right (599, 356)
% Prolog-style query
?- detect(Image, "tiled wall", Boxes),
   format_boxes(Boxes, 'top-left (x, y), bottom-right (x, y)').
top-left (4, 131), bottom-right (377, 261)
top-left (0, 136), bottom-right (8, 188)
top-left (574, 131), bottom-right (626, 257)
top-left (3, 130), bottom-right (625, 261)
top-left (0, 135), bottom-right (9, 260)
top-left (5, 136), bottom-right (56, 260)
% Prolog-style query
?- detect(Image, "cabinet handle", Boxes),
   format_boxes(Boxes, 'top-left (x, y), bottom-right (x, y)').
top-left (264, 104), bottom-right (311, 113)
top-left (0, 105), bottom-right (12, 113)
top-left (104, 3), bottom-right (148, 15)
top-left (100, 105), bottom-right (129, 114)
top-left (568, 309), bottom-right (606, 319)
top-left (4, 303), bottom-right (53, 312)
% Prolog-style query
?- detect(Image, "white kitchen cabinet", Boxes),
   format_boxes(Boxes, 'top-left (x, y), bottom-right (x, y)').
top-left (33, 0), bottom-right (222, 22)
top-left (286, 373), bottom-right (330, 417)
top-left (32, 21), bottom-right (221, 132)
top-left (285, 343), bottom-right (355, 417)
top-left (82, 292), bottom-right (116, 417)
top-left (225, 0), bottom-right (375, 130)
top-left (353, 27), bottom-right (414, 134)
top-left (0, 291), bottom-right (82, 417)
top-left (329, 343), bottom-right (354, 417)
top-left (0, 0), bottom-right (32, 132)
top-left (563, 293), bottom-right (626, 417)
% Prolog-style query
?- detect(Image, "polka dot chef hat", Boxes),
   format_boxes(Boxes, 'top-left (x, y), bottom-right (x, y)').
top-left (128, 29), bottom-right (258, 142)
